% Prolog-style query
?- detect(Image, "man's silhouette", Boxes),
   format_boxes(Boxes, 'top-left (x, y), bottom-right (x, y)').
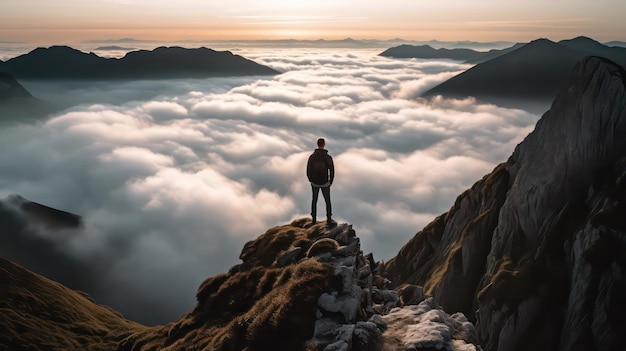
top-left (307, 138), bottom-right (335, 225)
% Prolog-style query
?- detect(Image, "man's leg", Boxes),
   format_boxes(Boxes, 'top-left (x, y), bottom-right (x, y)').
top-left (311, 186), bottom-right (320, 223)
top-left (321, 186), bottom-right (332, 223)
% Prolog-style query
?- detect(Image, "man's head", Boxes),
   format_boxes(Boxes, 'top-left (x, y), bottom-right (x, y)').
top-left (317, 138), bottom-right (325, 149)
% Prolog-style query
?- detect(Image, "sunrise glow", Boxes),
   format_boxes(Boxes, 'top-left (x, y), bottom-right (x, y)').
top-left (1, 0), bottom-right (624, 44)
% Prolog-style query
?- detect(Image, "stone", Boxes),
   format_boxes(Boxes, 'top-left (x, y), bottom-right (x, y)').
top-left (397, 284), bottom-right (425, 306)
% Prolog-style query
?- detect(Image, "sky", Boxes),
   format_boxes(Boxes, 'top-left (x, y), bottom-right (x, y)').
top-left (1, 0), bottom-right (625, 44)
top-left (0, 48), bottom-right (539, 324)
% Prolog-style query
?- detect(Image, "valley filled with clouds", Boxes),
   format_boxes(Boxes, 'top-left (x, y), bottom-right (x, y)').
top-left (0, 48), bottom-right (540, 324)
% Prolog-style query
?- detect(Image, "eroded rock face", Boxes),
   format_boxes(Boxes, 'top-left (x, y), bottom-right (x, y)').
top-left (385, 56), bottom-right (626, 351)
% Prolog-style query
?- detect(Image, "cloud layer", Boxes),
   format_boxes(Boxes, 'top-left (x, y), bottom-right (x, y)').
top-left (0, 48), bottom-right (539, 324)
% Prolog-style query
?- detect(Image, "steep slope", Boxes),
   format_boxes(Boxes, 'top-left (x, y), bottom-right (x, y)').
top-left (385, 56), bottom-right (626, 351)
top-left (423, 38), bottom-right (626, 112)
top-left (2, 46), bottom-right (279, 80)
top-left (0, 71), bottom-right (36, 102)
top-left (0, 257), bottom-right (143, 351)
top-left (5, 194), bottom-right (82, 230)
top-left (0, 195), bottom-right (100, 313)
top-left (0, 71), bottom-right (54, 122)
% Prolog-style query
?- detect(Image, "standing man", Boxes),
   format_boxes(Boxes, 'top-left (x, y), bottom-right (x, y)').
top-left (307, 137), bottom-right (335, 225)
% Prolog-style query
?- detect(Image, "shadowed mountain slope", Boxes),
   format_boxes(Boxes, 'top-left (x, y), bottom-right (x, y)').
top-left (385, 56), bottom-right (626, 351)
top-left (0, 257), bottom-right (144, 351)
top-left (6, 194), bottom-right (82, 230)
top-left (423, 38), bottom-right (626, 112)
top-left (0, 71), bottom-right (53, 122)
top-left (2, 45), bottom-right (279, 80)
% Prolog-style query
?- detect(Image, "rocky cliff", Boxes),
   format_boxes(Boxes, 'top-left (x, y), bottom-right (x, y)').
top-left (385, 56), bottom-right (626, 351)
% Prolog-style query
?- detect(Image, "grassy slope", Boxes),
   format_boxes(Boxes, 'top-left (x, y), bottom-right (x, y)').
top-left (119, 218), bottom-right (336, 351)
top-left (0, 257), bottom-right (145, 351)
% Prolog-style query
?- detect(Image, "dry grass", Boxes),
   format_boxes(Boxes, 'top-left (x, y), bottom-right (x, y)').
top-left (423, 240), bottom-right (463, 296)
top-left (0, 257), bottom-right (145, 351)
top-left (1, 219), bottom-right (336, 351)
top-left (119, 219), bottom-right (336, 351)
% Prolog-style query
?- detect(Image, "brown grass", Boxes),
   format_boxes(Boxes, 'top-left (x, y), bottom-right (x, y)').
top-left (0, 257), bottom-right (144, 351)
top-left (119, 220), bottom-right (336, 351)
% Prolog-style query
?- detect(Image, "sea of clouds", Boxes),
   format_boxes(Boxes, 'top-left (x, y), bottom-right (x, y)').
top-left (0, 47), bottom-right (540, 324)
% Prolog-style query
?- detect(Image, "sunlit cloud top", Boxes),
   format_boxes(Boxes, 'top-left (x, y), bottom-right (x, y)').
top-left (0, 0), bottom-right (624, 44)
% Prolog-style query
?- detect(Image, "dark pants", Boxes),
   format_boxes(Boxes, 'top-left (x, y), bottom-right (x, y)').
top-left (311, 185), bottom-right (331, 221)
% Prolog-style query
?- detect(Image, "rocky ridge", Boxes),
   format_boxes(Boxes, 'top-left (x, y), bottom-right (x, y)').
top-left (385, 56), bottom-right (626, 351)
top-left (116, 219), bottom-right (481, 351)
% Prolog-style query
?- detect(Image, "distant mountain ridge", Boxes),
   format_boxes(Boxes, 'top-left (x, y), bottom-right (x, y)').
top-left (379, 43), bottom-right (523, 63)
top-left (379, 44), bottom-right (488, 61)
top-left (422, 37), bottom-right (626, 111)
top-left (2, 45), bottom-right (279, 80)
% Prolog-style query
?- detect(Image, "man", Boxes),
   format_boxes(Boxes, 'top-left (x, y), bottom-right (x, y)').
top-left (306, 137), bottom-right (335, 225)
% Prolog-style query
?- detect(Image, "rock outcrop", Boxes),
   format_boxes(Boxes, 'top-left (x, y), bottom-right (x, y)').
top-left (116, 219), bottom-right (481, 351)
top-left (385, 56), bottom-right (626, 351)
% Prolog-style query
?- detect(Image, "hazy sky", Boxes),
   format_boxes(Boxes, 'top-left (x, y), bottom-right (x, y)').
top-left (1, 0), bottom-right (625, 44)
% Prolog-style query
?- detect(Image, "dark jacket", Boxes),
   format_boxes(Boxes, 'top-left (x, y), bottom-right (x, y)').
top-left (307, 149), bottom-right (334, 186)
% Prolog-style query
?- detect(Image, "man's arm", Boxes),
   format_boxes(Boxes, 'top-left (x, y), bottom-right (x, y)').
top-left (328, 156), bottom-right (334, 185)
top-left (306, 155), bottom-right (312, 182)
